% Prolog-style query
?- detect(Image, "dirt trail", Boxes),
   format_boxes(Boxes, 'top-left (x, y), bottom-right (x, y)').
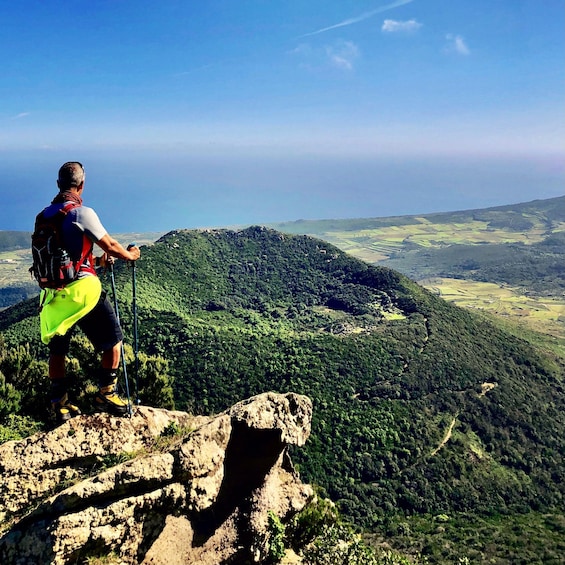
top-left (479, 382), bottom-right (497, 396)
top-left (430, 416), bottom-right (458, 456)
top-left (429, 383), bottom-right (497, 456)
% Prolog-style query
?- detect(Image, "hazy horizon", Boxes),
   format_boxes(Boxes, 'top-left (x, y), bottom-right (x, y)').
top-left (1, 150), bottom-right (563, 233)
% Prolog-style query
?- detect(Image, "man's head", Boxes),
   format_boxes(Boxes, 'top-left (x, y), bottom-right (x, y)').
top-left (57, 162), bottom-right (85, 191)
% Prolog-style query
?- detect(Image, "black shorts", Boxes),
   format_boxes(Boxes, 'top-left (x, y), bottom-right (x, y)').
top-left (48, 290), bottom-right (124, 356)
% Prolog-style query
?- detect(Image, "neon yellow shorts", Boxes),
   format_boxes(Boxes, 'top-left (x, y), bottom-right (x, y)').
top-left (40, 276), bottom-right (102, 345)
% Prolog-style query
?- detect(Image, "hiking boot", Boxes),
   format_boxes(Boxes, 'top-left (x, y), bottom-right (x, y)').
top-left (52, 393), bottom-right (81, 425)
top-left (94, 383), bottom-right (131, 416)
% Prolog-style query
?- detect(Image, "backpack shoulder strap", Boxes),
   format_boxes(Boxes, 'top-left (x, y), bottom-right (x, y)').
top-left (35, 202), bottom-right (79, 228)
top-left (58, 201), bottom-right (81, 217)
top-left (55, 202), bottom-right (96, 276)
top-left (61, 202), bottom-right (97, 276)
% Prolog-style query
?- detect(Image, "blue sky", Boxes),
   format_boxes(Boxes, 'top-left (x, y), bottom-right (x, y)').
top-left (1, 0), bottom-right (564, 232)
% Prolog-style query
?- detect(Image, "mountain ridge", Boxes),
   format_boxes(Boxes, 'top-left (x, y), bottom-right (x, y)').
top-left (2, 196), bottom-right (562, 312)
top-left (267, 195), bottom-right (564, 238)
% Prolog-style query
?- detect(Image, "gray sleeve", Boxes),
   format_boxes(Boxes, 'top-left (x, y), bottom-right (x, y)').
top-left (73, 206), bottom-right (108, 242)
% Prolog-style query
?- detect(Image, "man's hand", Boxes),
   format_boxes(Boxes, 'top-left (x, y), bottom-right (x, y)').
top-left (127, 245), bottom-right (141, 261)
top-left (97, 254), bottom-right (115, 269)
top-left (97, 234), bottom-right (141, 262)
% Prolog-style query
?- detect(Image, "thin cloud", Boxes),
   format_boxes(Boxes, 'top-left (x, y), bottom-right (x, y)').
top-left (11, 112), bottom-right (30, 120)
top-left (382, 19), bottom-right (422, 33)
top-left (326, 41), bottom-right (360, 70)
top-left (290, 41), bottom-right (360, 71)
top-left (289, 43), bottom-right (313, 57)
top-left (299, 0), bottom-right (414, 38)
top-left (289, 43), bottom-right (315, 70)
top-left (446, 34), bottom-right (470, 55)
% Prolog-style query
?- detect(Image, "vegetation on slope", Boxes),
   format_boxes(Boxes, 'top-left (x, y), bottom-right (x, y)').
top-left (382, 231), bottom-right (565, 297)
top-left (0, 231), bottom-right (30, 251)
top-left (269, 196), bottom-right (564, 250)
top-left (1, 226), bottom-right (563, 563)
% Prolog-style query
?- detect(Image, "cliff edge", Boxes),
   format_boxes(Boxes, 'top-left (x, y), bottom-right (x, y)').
top-left (0, 392), bottom-right (313, 564)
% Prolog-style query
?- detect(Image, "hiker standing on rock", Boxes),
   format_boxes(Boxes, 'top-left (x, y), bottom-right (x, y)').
top-left (32, 162), bottom-right (140, 424)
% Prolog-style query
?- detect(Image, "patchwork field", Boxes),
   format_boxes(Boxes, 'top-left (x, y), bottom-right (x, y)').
top-left (314, 217), bottom-right (565, 263)
top-left (0, 249), bottom-right (32, 287)
top-left (420, 277), bottom-right (565, 340)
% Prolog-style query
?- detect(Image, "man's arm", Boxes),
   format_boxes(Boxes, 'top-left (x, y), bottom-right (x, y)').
top-left (74, 206), bottom-right (140, 263)
top-left (97, 234), bottom-right (140, 262)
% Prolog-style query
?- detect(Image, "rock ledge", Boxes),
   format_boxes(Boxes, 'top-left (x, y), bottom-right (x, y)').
top-left (0, 392), bottom-right (313, 565)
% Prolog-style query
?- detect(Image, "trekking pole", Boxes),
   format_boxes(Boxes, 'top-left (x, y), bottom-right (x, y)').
top-left (127, 243), bottom-right (141, 406)
top-left (109, 260), bottom-right (133, 417)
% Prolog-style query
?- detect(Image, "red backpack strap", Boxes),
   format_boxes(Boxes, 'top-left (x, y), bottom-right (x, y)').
top-left (59, 202), bottom-right (96, 276)
top-left (78, 234), bottom-right (96, 275)
top-left (60, 202), bottom-right (80, 214)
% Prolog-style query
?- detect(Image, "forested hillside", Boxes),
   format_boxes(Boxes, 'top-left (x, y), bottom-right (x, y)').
top-left (1, 226), bottom-right (564, 563)
top-left (270, 196), bottom-right (564, 244)
top-left (0, 231), bottom-right (30, 251)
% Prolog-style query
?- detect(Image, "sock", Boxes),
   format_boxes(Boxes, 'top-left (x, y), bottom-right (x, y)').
top-left (50, 377), bottom-right (70, 403)
top-left (98, 369), bottom-right (119, 390)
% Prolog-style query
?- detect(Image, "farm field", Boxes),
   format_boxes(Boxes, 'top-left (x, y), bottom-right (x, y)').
top-left (313, 217), bottom-right (564, 263)
top-left (420, 277), bottom-right (565, 341)
top-left (0, 249), bottom-right (32, 288)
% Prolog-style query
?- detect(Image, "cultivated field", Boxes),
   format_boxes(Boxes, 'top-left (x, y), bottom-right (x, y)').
top-left (421, 277), bottom-right (565, 340)
top-left (317, 217), bottom-right (564, 263)
top-left (0, 249), bottom-right (33, 288)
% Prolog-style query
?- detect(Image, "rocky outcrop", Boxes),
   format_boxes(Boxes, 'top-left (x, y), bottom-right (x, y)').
top-left (0, 392), bottom-right (313, 565)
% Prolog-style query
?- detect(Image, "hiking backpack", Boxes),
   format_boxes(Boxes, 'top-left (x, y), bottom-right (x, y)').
top-left (30, 202), bottom-right (85, 289)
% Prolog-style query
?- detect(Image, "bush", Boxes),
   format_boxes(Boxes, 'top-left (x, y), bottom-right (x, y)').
top-left (0, 414), bottom-right (43, 444)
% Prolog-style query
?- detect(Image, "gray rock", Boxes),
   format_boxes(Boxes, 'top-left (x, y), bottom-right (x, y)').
top-left (0, 392), bottom-right (313, 564)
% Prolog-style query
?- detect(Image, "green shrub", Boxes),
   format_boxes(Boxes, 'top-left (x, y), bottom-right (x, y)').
top-left (0, 413), bottom-right (43, 444)
top-left (267, 511), bottom-right (286, 562)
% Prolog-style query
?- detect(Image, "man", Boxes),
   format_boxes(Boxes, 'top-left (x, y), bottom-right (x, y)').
top-left (38, 161), bottom-right (141, 423)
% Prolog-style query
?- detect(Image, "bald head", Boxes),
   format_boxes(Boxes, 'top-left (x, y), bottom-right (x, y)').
top-left (57, 162), bottom-right (85, 191)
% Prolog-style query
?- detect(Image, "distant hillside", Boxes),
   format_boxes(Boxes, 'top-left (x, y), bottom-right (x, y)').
top-left (0, 231), bottom-right (30, 252)
top-left (1, 226), bottom-right (564, 563)
top-left (268, 196), bottom-right (564, 242)
top-left (377, 197), bottom-right (565, 296)
top-left (268, 195), bottom-right (564, 264)
top-left (383, 231), bottom-right (565, 294)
